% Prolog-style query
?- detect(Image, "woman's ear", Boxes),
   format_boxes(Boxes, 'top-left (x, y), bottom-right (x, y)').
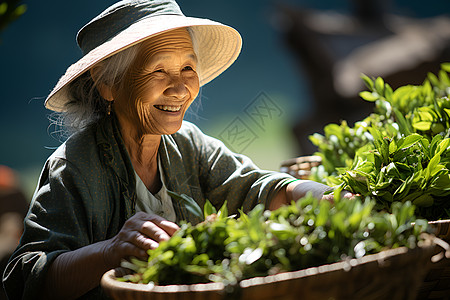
top-left (90, 66), bottom-right (114, 101)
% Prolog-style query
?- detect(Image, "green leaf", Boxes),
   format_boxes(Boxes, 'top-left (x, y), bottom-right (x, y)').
top-left (436, 138), bottom-right (450, 156)
top-left (423, 80), bottom-right (433, 99)
top-left (361, 74), bottom-right (374, 90)
top-left (368, 127), bottom-right (383, 151)
top-left (167, 190), bottom-right (203, 220)
top-left (316, 200), bottom-right (330, 227)
top-left (429, 174), bottom-right (450, 196)
top-left (217, 200), bottom-right (229, 219)
top-left (412, 121), bottom-right (433, 131)
top-left (441, 62), bottom-right (450, 73)
top-left (412, 193), bottom-right (434, 207)
top-left (443, 108), bottom-right (450, 118)
top-left (384, 84), bottom-right (394, 102)
top-left (375, 77), bottom-right (385, 95)
top-left (425, 153), bottom-right (442, 180)
top-left (429, 135), bottom-right (443, 156)
top-left (393, 107), bottom-right (412, 135)
top-left (386, 162), bottom-right (401, 178)
top-left (389, 139), bottom-right (397, 155)
top-left (401, 191), bottom-right (423, 203)
top-left (439, 70), bottom-right (450, 86)
top-left (203, 200), bottom-right (217, 219)
top-left (398, 134), bottom-right (422, 150)
top-left (309, 134), bottom-right (323, 146)
top-left (427, 72), bottom-right (440, 87)
top-left (393, 180), bottom-right (410, 198)
top-left (381, 137), bottom-right (390, 164)
top-left (360, 91), bottom-right (379, 102)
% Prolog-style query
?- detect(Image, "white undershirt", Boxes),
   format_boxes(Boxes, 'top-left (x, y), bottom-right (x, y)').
top-left (134, 159), bottom-right (176, 222)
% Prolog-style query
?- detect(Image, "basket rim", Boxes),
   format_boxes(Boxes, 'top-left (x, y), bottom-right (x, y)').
top-left (279, 155), bottom-right (322, 167)
top-left (102, 269), bottom-right (225, 293)
top-left (428, 219), bottom-right (450, 240)
top-left (240, 244), bottom-right (434, 288)
top-left (428, 219), bottom-right (450, 225)
top-left (101, 243), bottom-right (436, 293)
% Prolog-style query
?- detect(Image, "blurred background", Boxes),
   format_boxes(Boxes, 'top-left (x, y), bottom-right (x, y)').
top-left (1, 2), bottom-right (449, 296)
top-left (0, 0), bottom-right (449, 201)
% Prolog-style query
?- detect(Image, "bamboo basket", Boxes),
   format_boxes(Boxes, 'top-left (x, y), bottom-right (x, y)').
top-left (101, 243), bottom-right (438, 300)
top-left (280, 156), bottom-right (450, 300)
top-left (279, 155), bottom-right (322, 180)
top-left (417, 220), bottom-right (450, 300)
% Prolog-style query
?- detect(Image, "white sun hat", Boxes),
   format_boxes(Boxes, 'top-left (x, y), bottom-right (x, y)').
top-left (44, 0), bottom-right (242, 112)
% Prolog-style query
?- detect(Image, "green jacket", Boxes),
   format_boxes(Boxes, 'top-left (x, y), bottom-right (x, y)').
top-left (3, 114), bottom-right (294, 299)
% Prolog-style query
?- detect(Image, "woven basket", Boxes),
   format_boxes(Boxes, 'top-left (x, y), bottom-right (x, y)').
top-left (417, 220), bottom-right (450, 300)
top-left (279, 155), bottom-right (322, 180)
top-left (101, 243), bottom-right (438, 300)
top-left (280, 156), bottom-right (450, 300)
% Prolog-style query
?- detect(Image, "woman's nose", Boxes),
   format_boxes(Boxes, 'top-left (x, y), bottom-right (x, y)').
top-left (164, 77), bottom-right (188, 99)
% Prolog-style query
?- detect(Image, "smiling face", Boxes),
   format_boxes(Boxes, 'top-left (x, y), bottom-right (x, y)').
top-left (111, 28), bottom-right (200, 137)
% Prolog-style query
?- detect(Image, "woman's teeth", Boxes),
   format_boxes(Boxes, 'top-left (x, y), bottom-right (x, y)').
top-left (155, 105), bottom-right (182, 112)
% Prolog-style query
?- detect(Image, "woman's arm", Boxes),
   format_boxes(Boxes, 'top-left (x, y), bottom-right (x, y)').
top-left (269, 180), bottom-right (332, 210)
top-left (269, 180), bottom-right (334, 210)
top-left (270, 180), bottom-right (354, 210)
top-left (42, 212), bottom-right (179, 300)
top-left (42, 240), bottom-right (110, 300)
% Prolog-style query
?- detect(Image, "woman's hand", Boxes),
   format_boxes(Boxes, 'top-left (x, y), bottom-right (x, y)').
top-left (270, 180), bottom-right (356, 210)
top-left (288, 180), bottom-right (334, 202)
top-left (321, 190), bottom-right (355, 202)
top-left (42, 212), bottom-right (179, 300)
top-left (103, 212), bottom-right (180, 268)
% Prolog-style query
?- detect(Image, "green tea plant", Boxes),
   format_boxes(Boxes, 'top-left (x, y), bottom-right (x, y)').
top-left (120, 193), bottom-right (429, 286)
top-left (308, 63), bottom-right (450, 219)
top-left (310, 63), bottom-right (450, 183)
top-left (309, 120), bottom-right (374, 183)
top-left (334, 129), bottom-right (450, 219)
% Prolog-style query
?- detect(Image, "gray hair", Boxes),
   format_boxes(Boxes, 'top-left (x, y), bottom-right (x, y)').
top-left (49, 45), bottom-right (139, 141)
top-left (49, 28), bottom-right (200, 141)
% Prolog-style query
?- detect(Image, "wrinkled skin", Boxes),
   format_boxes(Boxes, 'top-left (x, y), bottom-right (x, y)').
top-left (99, 28), bottom-right (200, 258)
top-left (43, 28), bottom-right (199, 300)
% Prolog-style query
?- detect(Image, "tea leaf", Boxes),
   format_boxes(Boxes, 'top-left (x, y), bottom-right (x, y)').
top-left (203, 200), bottom-right (217, 219)
top-left (360, 91), bottom-right (378, 102)
top-left (167, 191), bottom-right (203, 220)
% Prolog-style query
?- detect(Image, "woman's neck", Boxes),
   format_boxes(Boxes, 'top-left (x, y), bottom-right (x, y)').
top-left (117, 113), bottom-right (161, 164)
top-left (118, 116), bottom-right (162, 192)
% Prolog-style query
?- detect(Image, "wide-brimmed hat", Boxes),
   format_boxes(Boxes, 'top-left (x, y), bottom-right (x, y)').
top-left (45, 0), bottom-right (242, 112)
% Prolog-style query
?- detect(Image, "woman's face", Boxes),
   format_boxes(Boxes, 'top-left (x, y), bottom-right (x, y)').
top-left (112, 28), bottom-right (200, 136)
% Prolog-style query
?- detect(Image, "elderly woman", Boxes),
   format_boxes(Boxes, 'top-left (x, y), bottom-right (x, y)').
top-left (3, 0), bottom-right (337, 299)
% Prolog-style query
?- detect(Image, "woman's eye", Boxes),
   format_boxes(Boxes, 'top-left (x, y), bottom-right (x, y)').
top-left (183, 66), bottom-right (194, 71)
top-left (153, 69), bottom-right (164, 73)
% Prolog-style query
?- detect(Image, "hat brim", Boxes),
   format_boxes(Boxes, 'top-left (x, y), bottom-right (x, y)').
top-left (45, 15), bottom-right (242, 112)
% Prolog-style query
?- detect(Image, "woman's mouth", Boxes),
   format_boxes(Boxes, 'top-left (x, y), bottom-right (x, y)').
top-left (154, 105), bottom-right (182, 112)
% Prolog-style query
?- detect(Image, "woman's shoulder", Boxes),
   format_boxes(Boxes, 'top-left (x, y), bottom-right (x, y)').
top-left (167, 121), bottom-right (226, 153)
top-left (47, 125), bottom-right (102, 170)
top-left (176, 120), bottom-right (203, 135)
top-left (168, 121), bottom-right (203, 143)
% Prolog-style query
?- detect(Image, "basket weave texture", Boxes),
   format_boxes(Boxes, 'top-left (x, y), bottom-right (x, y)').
top-left (417, 220), bottom-right (450, 300)
top-left (279, 155), bottom-right (322, 180)
top-left (279, 155), bottom-right (450, 300)
top-left (101, 244), bottom-right (437, 300)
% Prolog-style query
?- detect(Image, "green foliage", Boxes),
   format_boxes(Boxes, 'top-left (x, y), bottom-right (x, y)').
top-left (167, 191), bottom-right (204, 221)
top-left (0, 0), bottom-right (26, 33)
top-left (120, 195), bottom-right (428, 286)
top-left (336, 129), bottom-right (450, 219)
top-left (309, 63), bottom-right (450, 219)
top-left (309, 120), bottom-right (373, 183)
